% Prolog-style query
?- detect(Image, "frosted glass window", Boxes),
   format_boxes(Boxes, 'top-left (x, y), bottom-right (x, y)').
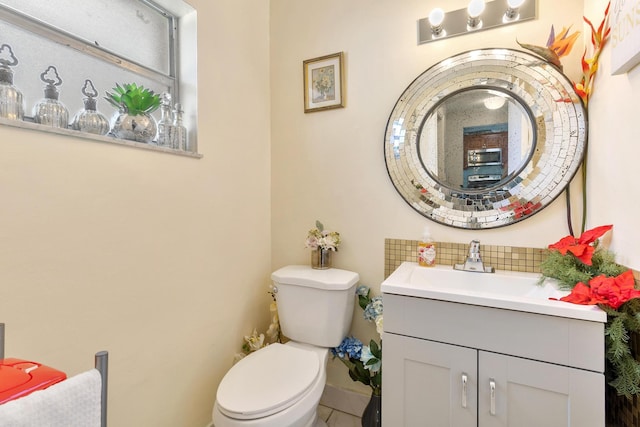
top-left (0, 0), bottom-right (171, 74)
top-left (0, 0), bottom-right (199, 153)
top-left (0, 18), bottom-right (171, 123)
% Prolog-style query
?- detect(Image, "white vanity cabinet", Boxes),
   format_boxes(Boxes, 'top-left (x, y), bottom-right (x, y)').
top-left (382, 293), bottom-right (605, 427)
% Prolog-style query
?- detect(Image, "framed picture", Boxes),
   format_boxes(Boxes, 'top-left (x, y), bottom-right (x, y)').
top-left (611, 0), bottom-right (640, 75)
top-left (303, 52), bottom-right (345, 113)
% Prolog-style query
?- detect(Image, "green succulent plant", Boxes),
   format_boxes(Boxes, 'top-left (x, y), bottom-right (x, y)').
top-left (104, 83), bottom-right (160, 116)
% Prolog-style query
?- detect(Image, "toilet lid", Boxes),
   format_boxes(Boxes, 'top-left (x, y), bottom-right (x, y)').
top-left (216, 343), bottom-right (320, 420)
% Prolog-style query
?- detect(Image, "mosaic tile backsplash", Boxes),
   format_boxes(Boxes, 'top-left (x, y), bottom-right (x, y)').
top-left (384, 238), bottom-right (640, 281)
top-left (385, 238), bottom-right (545, 278)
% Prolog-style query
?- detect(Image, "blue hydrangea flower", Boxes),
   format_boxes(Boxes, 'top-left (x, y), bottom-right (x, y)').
top-left (363, 296), bottom-right (383, 322)
top-left (355, 285), bottom-right (370, 297)
top-left (360, 345), bottom-right (381, 373)
top-left (331, 336), bottom-right (363, 360)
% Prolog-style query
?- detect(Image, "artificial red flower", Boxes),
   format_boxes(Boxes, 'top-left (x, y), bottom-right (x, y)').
top-left (556, 270), bottom-right (639, 310)
top-left (548, 224), bottom-right (612, 266)
top-left (574, 1), bottom-right (611, 106)
top-left (578, 224), bottom-right (613, 245)
top-left (557, 282), bottom-right (598, 305)
top-left (590, 270), bottom-right (640, 309)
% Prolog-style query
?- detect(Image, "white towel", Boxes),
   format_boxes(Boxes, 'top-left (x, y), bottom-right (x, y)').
top-left (0, 368), bottom-right (102, 427)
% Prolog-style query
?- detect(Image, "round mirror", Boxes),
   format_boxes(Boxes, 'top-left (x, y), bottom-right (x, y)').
top-left (384, 49), bottom-right (586, 229)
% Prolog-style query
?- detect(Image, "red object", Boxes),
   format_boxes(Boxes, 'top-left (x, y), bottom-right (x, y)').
top-left (551, 270), bottom-right (639, 310)
top-left (0, 358), bottom-right (67, 404)
top-left (548, 224), bottom-right (613, 266)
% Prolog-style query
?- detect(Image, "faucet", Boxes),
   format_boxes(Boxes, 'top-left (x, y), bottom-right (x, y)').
top-left (454, 240), bottom-right (495, 273)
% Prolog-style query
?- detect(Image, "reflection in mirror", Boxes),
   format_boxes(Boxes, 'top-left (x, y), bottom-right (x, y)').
top-left (419, 89), bottom-right (534, 190)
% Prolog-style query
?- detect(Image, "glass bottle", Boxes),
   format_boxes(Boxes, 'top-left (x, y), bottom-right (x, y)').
top-left (71, 79), bottom-right (109, 135)
top-left (0, 43), bottom-right (24, 120)
top-left (33, 65), bottom-right (69, 128)
top-left (172, 103), bottom-right (188, 151)
top-left (156, 92), bottom-right (174, 147)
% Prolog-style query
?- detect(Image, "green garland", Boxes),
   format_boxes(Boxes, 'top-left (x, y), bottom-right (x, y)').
top-left (539, 245), bottom-right (628, 290)
top-left (540, 247), bottom-right (640, 398)
top-left (600, 301), bottom-right (640, 397)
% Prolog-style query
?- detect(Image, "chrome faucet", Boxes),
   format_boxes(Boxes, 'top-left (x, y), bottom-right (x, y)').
top-left (454, 240), bottom-right (495, 273)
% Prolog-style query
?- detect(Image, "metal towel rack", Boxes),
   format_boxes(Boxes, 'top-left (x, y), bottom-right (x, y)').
top-left (0, 322), bottom-right (108, 427)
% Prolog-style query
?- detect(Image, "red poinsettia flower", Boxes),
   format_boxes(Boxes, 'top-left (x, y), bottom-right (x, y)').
top-left (589, 270), bottom-right (640, 309)
top-left (556, 270), bottom-right (639, 310)
top-left (548, 224), bottom-right (612, 265)
top-left (557, 282), bottom-right (598, 305)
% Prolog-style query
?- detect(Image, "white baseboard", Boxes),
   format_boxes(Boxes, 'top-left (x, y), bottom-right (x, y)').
top-left (319, 384), bottom-right (369, 417)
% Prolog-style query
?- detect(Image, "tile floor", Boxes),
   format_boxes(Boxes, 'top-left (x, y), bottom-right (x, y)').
top-left (318, 404), bottom-right (361, 426)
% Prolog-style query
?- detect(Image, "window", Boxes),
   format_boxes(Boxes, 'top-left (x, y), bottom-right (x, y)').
top-left (0, 0), bottom-right (198, 155)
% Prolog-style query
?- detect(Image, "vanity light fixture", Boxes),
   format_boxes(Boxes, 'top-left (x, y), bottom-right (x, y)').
top-left (467, 0), bottom-right (486, 30)
top-left (418, 0), bottom-right (536, 44)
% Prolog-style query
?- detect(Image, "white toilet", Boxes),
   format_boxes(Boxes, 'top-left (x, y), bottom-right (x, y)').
top-left (212, 265), bottom-right (359, 427)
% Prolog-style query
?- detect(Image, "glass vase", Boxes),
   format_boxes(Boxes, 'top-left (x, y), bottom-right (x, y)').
top-left (0, 67), bottom-right (24, 120)
top-left (311, 249), bottom-right (332, 270)
top-left (71, 97), bottom-right (109, 135)
top-left (33, 85), bottom-right (69, 129)
top-left (156, 92), bottom-right (174, 147)
top-left (110, 111), bottom-right (158, 143)
top-left (361, 393), bottom-right (382, 427)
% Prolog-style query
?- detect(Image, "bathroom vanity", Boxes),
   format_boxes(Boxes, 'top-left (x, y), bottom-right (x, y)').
top-left (381, 262), bottom-right (606, 427)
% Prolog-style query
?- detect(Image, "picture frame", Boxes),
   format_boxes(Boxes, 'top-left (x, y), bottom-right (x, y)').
top-left (611, 0), bottom-right (640, 75)
top-left (303, 52), bottom-right (345, 113)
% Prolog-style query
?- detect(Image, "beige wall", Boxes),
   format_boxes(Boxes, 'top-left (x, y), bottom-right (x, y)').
top-left (271, 0), bottom-right (639, 394)
top-left (0, 1), bottom-right (271, 426)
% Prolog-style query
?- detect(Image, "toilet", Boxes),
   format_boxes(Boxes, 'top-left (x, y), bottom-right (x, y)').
top-left (212, 265), bottom-right (359, 427)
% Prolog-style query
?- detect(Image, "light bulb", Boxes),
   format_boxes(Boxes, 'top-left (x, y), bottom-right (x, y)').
top-left (428, 8), bottom-right (446, 37)
top-left (507, 0), bottom-right (526, 7)
top-left (484, 96), bottom-right (506, 110)
top-left (428, 8), bottom-right (445, 26)
top-left (467, 0), bottom-right (485, 18)
top-left (467, 0), bottom-right (485, 29)
top-left (504, 0), bottom-right (525, 21)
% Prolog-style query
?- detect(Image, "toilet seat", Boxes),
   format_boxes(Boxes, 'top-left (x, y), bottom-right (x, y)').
top-left (216, 343), bottom-right (320, 420)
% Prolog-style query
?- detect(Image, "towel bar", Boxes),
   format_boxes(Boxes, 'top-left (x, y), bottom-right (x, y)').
top-left (0, 322), bottom-right (108, 427)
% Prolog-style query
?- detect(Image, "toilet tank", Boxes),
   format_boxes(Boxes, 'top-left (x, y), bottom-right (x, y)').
top-left (271, 265), bottom-right (359, 348)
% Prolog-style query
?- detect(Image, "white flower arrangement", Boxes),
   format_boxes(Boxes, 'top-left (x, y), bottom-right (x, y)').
top-left (305, 220), bottom-right (341, 251)
top-left (233, 289), bottom-right (281, 363)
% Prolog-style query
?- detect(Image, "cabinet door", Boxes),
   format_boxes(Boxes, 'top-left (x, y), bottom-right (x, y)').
top-left (478, 351), bottom-right (604, 427)
top-left (383, 333), bottom-right (477, 427)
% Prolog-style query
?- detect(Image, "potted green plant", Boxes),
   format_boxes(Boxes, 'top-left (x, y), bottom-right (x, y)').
top-left (105, 83), bottom-right (161, 143)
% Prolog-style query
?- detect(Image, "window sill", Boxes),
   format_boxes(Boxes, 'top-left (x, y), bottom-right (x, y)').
top-left (0, 117), bottom-right (202, 159)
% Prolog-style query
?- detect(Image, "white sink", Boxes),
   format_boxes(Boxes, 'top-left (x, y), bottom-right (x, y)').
top-left (381, 262), bottom-right (605, 322)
